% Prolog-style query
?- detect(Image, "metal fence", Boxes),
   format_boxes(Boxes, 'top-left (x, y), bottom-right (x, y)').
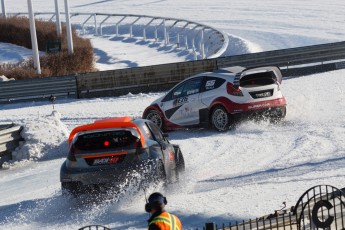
top-left (204, 185), bottom-right (345, 230)
top-left (0, 123), bottom-right (23, 167)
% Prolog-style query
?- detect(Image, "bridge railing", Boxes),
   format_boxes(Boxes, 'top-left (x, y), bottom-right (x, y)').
top-left (7, 12), bottom-right (229, 60)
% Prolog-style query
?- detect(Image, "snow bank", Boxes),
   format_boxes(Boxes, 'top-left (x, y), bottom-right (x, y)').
top-left (0, 75), bottom-right (15, 81)
top-left (10, 111), bottom-right (69, 163)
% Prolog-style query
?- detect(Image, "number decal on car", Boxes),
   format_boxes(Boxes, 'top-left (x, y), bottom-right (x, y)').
top-left (173, 96), bottom-right (188, 107)
top-left (205, 80), bottom-right (216, 89)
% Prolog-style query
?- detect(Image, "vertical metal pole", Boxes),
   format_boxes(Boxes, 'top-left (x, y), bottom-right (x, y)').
top-left (192, 39), bottom-right (197, 60)
top-left (1, 0), bottom-right (6, 18)
top-left (94, 14), bottom-right (97, 35)
top-left (163, 19), bottom-right (167, 45)
top-left (177, 34), bottom-right (180, 48)
top-left (184, 34), bottom-right (188, 49)
top-left (200, 29), bottom-right (205, 59)
top-left (64, 0), bottom-right (73, 54)
top-left (54, 0), bottom-right (61, 36)
top-left (154, 27), bottom-right (158, 42)
top-left (27, 0), bottom-right (41, 74)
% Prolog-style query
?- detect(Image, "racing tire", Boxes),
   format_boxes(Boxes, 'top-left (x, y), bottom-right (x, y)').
top-left (61, 182), bottom-right (82, 196)
top-left (211, 105), bottom-right (231, 132)
top-left (270, 106), bottom-right (287, 123)
top-left (175, 148), bottom-right (185, 182)
top-left (144, 109), bottom-right (164, 130)
top-left (153, 160), bottom-right (167, 186)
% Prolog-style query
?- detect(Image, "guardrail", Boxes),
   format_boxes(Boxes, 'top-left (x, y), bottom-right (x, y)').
top-left (0, 123), bottom-right (23, 167)
top-left (1, 41), bottom-right (345, 102)
top-left (0, 75), bottom-right (77, 103)
top-left (61, 40), bottom-right (345, 99)
top-left (8, 12), bottom-right (229, 60)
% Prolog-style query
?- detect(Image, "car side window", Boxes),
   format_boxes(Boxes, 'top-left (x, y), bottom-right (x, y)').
top-left (202, 76), bottom-right (226, 91)
top-left (172, 77), bottom-right (203, 99)
top-left (145, 122), bottom-right (165, 142)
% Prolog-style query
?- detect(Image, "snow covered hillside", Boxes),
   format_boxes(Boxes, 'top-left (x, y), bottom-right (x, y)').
top-left (1, 0), bottom-right (345, 229)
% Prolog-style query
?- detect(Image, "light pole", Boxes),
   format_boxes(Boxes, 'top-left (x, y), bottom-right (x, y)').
top-left (54, 0), bottom-right (62, 36)
top-left (27, 0), bottom-right (41, 75)
top-left (64, 0), bottom-right (73, 54)
top-left (1, 0), bottom-right (6, 18)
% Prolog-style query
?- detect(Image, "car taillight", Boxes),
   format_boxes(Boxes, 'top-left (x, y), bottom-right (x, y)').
top-left (67, 146), bottom-right (77, 161)
top-left (103, 140), bottom-right (110, 147)
top-left (226, 82), bottom-right (243, 96)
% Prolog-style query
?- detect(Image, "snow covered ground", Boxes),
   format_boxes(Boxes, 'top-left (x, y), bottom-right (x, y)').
top-left (0, 42), bottom-right (37, 64)
top-left (1, 0), bottom-right (345, 229)
top-left (1, 70), bottom-right (345, 230)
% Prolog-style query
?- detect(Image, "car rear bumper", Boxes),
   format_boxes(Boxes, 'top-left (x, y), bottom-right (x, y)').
top-left (60, 159), bottom-right (156, 186)
top-left (230, 97), bottom-right (287, 114)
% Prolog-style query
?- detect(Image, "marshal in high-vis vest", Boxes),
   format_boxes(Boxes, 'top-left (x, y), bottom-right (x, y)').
top-left (146, 192), bottom-right (182, 230)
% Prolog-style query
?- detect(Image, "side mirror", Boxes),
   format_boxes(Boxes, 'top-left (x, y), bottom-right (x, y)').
top-left (162, 133), bottom-right (169, 138)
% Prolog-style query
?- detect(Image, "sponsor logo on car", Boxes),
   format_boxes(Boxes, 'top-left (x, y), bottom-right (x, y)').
top-left (248, 103), bottom-right (271, 109)
top-left (255, 91), bottom-right (271, 98)
top-left (93, 157), bottom-right (120, 165)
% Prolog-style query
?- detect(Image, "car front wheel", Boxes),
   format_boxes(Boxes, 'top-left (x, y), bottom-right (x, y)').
top-left (211, 105), bottom-right (231, 132)
top-left (145, 109), bottom-right (164, 130)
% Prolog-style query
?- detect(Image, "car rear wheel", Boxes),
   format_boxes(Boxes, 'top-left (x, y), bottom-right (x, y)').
top-left (270, 106), bottom-right (287, 123)
top-left (145, 110), bottom-right (164, 130)
top-left (61, 182), bottom-right (82, 196)
top-left (153, 160), bottom-right (167, 186)
top-left (211, 105), bottom-right (231, 131)
top-left (174, 147), bottom-right (185, 181)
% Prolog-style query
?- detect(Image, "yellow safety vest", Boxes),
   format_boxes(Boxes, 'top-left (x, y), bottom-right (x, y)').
top-left (149, 211), bottom-right (182, 230)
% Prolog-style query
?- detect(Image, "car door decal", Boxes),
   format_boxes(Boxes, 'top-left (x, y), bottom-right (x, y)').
top-left (173, 96), bottom-right (188, 107)
top-left (164, 96), bottom-right (189, 119)
top-left (165, 105), bottom-right (183, 119)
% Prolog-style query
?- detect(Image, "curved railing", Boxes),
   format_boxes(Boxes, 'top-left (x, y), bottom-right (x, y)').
top-left (8, 12), bottom-right (229, 60)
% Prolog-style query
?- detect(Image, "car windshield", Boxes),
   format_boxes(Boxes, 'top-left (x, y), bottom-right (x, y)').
top-left (71, 130), bottom-right (140, 153)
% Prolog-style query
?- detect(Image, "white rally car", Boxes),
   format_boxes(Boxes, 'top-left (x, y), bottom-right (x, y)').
top-left (142, 66), bottom-right (287, 131)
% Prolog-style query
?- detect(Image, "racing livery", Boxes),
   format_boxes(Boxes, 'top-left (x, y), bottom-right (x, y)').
top-left (60, 116), bottom-right (185, 195)
top-left (143, 66), bottom-right (287, 131)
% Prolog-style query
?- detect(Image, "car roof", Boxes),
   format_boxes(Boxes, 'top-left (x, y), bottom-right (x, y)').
top-left (185, 66), bottom-right (281, 84)
top-left (68, 116), bottom-right (146, 147)
top-left (184, 66), bottom-right (244, 81)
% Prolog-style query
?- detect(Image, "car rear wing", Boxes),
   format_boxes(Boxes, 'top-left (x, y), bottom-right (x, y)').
top-left (68, 122), bottom-right (146, 148)
top-left (233, 66), bottom-right (283, 87)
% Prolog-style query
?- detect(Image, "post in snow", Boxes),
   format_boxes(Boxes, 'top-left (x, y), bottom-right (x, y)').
top-left (54, 0), bottom-right (62, 36)
top-left (64, 0), bottom-right (73, 54)
top-left (27, 0), bottom-right (41, 75)
top-left (1, 0), bottom-right (6, 18)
